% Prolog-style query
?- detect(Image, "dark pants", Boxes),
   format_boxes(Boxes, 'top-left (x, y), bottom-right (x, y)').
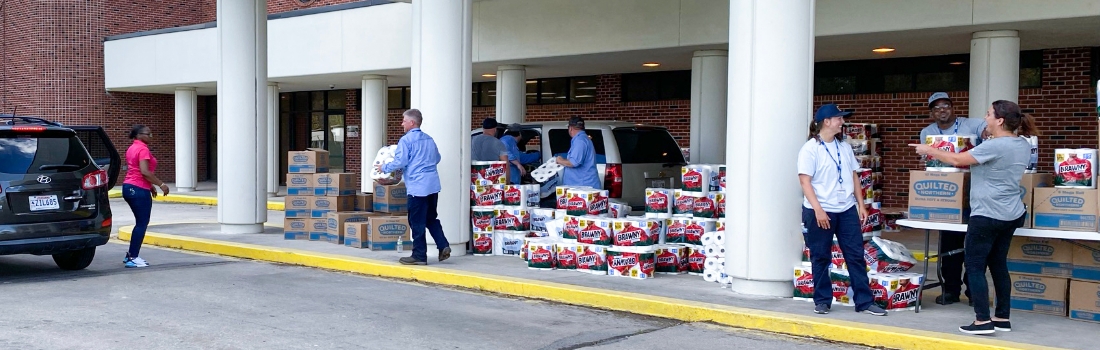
top-left (802, 207), bottom-right (874, 311)
top-left (408, 193), bottom-right (449, 262)
top-left (939, 231), bottom-right (970, 298)
top-left (965, 214), bottom-right (1024, 321)
top-left (122, 184), bottom-right (152, 259)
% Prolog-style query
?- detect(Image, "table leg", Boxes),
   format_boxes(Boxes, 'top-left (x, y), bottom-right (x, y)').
top-left (917, 229), bottom-right (931, 313)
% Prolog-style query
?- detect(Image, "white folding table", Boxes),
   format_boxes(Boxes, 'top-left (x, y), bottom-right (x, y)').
top-left (894, 219), bottom-right (1100, 312)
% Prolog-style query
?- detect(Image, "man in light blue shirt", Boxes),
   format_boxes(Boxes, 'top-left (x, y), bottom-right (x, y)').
top-left (378, 109), bottom-right (450, 265)
top-left (502, 123), bottom-right (541, 184)
top-left (555, 116), bottom-right (602, 189)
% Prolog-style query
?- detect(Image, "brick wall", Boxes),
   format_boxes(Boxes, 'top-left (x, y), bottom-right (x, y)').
top-left (814, 47), bottom-right (1098, 208)
top-left (200, 0), bottom-right (367, 22)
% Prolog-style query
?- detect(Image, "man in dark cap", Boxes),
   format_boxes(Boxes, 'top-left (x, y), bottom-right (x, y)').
top-left (472, 117), bottom-right (508, 162)
top-left (555, 116), bottom-right (601, 189)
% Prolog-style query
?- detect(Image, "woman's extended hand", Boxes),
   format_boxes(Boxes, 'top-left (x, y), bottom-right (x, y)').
top-left (814, 208), bottom-right (830, 230)
top-left (908, 143), bottom-right (934, 156)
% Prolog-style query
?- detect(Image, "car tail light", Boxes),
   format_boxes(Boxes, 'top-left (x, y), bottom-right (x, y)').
top-left (82, 169), bottom-right (108, 190)
top-left (101, 218), bottom-right (112, 228)
top-left (604, 163), bottom-right (623, 198)
top-left (11, 126), bottom-right (46, 132)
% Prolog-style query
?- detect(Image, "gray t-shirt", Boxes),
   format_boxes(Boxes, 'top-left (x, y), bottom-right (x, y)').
top-left (471, 134), bottom-right (507, 161)
top-left (967, 136), bottom-right (1031, 221)
top-left (919, 117), bottom-right (987, 146)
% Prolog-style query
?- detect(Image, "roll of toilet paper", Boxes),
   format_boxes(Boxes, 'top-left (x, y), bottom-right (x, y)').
top-left (370, 145), bottom-right (403, 185)
top-left (700, 232), bottom-right (715, 246)
top-left (531, 159), bottom-right (565, 183)
top-left (704, 243), bottom-right (720, 258)
top-left (704, 257), bottom-right (720, 270)
top-left (703, 270), bottom-right (719, 283)
top-left (713, 232), bottom-right (725, 246)
top-left (715, 257), bottom-right (725, 267)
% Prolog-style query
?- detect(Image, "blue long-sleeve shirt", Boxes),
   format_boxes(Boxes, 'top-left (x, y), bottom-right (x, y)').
top-left (381, 128), bottom-right (441, 197)
top-left (501, 136), bottom-right (540, 184)
top-left (563, 131), bottom-right (602, 189)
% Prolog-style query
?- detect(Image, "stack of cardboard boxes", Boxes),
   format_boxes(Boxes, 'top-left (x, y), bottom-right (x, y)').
top-left (1007, 237), bottom-right (1100, 323)
top-left (282, 149), bottom-right (413, 251)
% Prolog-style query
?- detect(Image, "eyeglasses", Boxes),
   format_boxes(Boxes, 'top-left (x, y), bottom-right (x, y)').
top-left (932, 106), bottom-right (952, 111)
top-left (139, 132), bottom-right (152, 136)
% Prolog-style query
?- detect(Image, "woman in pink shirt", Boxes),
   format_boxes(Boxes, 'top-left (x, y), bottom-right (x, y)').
top-left (122, 125), bottom-right (170, 268)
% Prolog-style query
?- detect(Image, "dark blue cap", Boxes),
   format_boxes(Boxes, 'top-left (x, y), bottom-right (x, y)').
top-left (814, 103), bottom-right (851, 122)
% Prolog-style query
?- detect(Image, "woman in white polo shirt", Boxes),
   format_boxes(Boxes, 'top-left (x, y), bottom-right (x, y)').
top-left (797, 104), bottom-right (888, 317)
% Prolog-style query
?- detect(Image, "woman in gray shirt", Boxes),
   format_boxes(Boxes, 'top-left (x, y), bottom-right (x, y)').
top-left (910, 100), bottom-right (1038, 336)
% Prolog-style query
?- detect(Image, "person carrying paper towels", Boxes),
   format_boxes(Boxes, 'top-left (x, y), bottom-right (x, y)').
top-left (502, 123), bottom-right (541, 184)
top-left (920, 92), bottom-right (987, 306)
top-left (910, 100), bottom-right (1038, 335)
top-left (472, 118), bottom-right (509, 162)
top-left (377, 109), bottom-right (451, 266)
top-left (798, 103), bottom-right (888, 317)
top-left (555, 116), bottom-right (601, 189)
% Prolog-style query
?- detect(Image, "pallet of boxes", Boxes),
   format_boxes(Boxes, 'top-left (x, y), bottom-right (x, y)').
top-left (283, 148), bottom-right (411, 251)
top-left (1007, 147), bottom-right (1100, 323)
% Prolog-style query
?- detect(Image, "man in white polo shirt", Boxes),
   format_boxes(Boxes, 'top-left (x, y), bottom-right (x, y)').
top-left (919, 92), bottom-right (986, 306)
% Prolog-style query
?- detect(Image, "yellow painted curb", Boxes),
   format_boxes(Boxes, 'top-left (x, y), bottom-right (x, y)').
top-left (118, 226), bottom-right (1063, 350)
top-left (110, 192), bottom-right (284, 211)
top-left (912, 252), bottom-right (938, 262)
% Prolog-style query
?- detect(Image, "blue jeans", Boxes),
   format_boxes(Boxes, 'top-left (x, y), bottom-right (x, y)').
top-left (122, 184), bottom-right (153, 259)
top-left (802, 206), bottom-right (874, 311)
top-left (408, 193), bottom-right (449, 261)
top-left (965, 214), bottom-right (1024, 321)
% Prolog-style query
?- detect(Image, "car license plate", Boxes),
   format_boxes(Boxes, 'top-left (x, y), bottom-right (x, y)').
top-left (29, 195), bottom-right (60, 211)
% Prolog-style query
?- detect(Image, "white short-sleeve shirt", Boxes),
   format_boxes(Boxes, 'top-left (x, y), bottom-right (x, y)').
top-left (797, 138), bottom-right (860, 213)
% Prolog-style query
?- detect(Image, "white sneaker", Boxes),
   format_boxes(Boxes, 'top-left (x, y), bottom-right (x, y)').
top-left (124, 257), bottom-right (149, 268)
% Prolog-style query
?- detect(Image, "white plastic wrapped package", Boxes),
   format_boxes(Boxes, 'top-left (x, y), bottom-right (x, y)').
top-left (370, 145), bottom-right (403, 185)
top-left (531, 159), bottom-right (565, 183)
top-left (864, 237), bottom-right (917, 273)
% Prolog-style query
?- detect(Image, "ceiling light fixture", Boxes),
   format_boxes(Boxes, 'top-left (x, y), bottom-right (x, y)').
top-left (949, 61), bottom-right (965, 65)
top-left (481, 73), bottom-right (496, 77)
top-left (642, 62), bottom-right (660, 67)
top-left (872, 47), bottom-right (895, 53)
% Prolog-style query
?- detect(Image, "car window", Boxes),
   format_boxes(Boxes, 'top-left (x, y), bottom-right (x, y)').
top-left (549, 129), bottom-right (606, 158)
top-left (73, 129), bottom-right (112, 167)
top-left (611, 127), bottom-right (686, 164)
top-left (0, 136), bottom-right (91, 174)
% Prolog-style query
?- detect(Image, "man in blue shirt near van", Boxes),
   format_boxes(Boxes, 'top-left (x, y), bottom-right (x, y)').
top-left (555, 116), bottom-right (602, 189)
top-left (378, 109), bottom-right (451, 265)
top-left (502, 123), bottom-right (541, 184)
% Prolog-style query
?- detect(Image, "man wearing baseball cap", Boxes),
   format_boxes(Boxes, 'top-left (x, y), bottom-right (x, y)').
top-left (920, 92), bottom-right (985, 306)
top-left (556, 116), bottom-right (601, 189)
top-left (472, 117), bottom-right (508, 162)
top-left (501, 123), bottom-right (541, 184)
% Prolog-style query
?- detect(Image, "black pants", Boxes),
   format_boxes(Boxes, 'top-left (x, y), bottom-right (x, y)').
top-left (939, 231), bottom-right (970, 298)
top-left (802, 207), bottom-right (874, 311)
top-left (965, 214), bottom-right (1025, 321)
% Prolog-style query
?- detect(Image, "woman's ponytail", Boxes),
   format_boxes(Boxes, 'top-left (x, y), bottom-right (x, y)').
top-left (807, 120), bottom-right (822, 141)
top-left (1016, 113), bottom-right (1039, 137)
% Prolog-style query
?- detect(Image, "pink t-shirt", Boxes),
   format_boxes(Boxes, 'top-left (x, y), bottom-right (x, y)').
top-left (124, 140), bottom-right (157, 190)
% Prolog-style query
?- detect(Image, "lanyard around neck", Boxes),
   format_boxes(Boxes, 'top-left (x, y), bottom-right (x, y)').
top-left (819, 138), bottom-right (843, 184)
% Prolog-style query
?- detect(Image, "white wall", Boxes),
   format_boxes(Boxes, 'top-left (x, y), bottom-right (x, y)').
top-left (104, 0), bottom-right (1100, 91)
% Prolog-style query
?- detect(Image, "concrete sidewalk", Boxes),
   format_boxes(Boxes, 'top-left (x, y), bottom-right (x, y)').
top-left (108, 201), bottom-right (1094, 350)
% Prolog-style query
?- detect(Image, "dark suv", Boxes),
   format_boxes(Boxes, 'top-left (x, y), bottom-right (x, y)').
top-left (0, 116), bottom-right (120, 270)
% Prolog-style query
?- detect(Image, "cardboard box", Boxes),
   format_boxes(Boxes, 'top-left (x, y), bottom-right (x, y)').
top-left (284, 196), bottom-right (312, 218)
top-left (373, 182), bottom-right (408, 213)
top-left (311, 195), bottom-right (355, 218)
top-left (365, 216), bottom-right (412, 250)
top-left (314, 173), bottom-right (357, 196)
top-left (287, 148), bottom-right (330, 173)
top-left (1019, 173), bottom-right (1054, 228)
top-left (1032, 188), bottom-right (1098, 232)
top-left (324, 211), bottom-right (373, 244)
top-left (1009, 273), bottom-right (1068, 316)
top-left (355, 193), bottom-right (374, 212)
top-left (283, 218), bottom-right (308, 240)
top-left (1069, 279), bottom-right (1100, 323)
top-left (344, 222), bottom-right (371, 249)
top-left (307, 218), bottom-right (328, 241)
top-left (907, 171), bottom-right (969, 224)
top-left (1072, 241), bottom-right (1100, 282)
top-left (286, 173), bottom-right (315, 196)
top-left (1007, 237), bottom-right (1074, 278)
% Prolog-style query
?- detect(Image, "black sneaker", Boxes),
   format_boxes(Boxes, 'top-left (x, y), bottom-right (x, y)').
top-left (993, 320), bottom-right (1011, 332)
top-left (814, 304), bottom-right (830, 314)
top-left (439, 247), bottom-right (451, 262)
top-left (959, 321), bottom-right (995, 335)
top-left (936, 293), bottom-right (961, 305)
top-left (399, 257), bottom-right (427, 265)
top-left (861, 304), bottom-right (888, 316)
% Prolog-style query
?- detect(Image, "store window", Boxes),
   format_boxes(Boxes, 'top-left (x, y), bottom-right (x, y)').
top-left (621, 71), bottom-right (691, 102)
top-left (387, 87), bottom-right (411, 109)
top-left (814, 50), bottom-right (1043, 95)
top-left (473, 82), bottom-right (496, 107)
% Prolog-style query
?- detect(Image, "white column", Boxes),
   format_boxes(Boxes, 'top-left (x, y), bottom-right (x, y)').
top-left (174, 87), bottom-right (197, 193)
top-left (495, 65), bottom-right (526, 124)
top-left (411, 0), bottom-right (472, 256)
top-left (216, 0), bottom-right (267, 234)
top-left (267, 83), bottom-right (279, 197)
top-left (361, 75), bottom-right (388, 192)
top-left (969, 30), bottom-right (1020, 119)
top-left (725, 0), bottom-right (815, 297)
top-left (690, 50), bottom-right (729, 164)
